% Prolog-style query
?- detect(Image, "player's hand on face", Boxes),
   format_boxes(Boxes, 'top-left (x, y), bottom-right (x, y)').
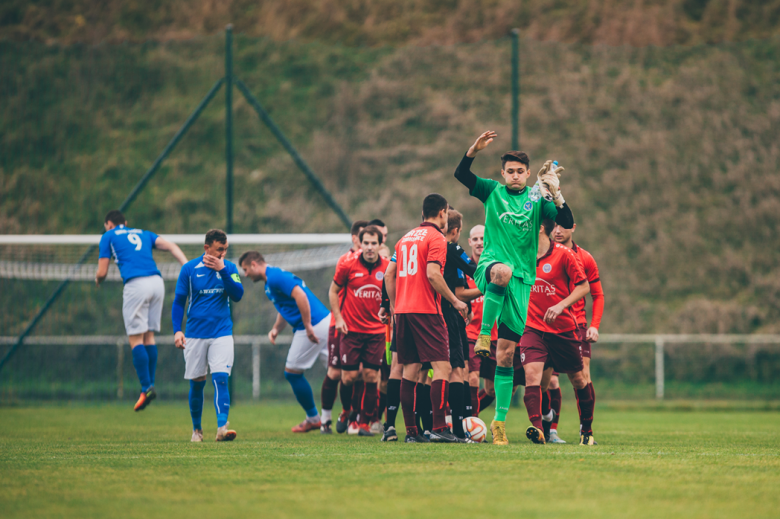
top-left (203, 254), bottom-right (225, 271)
top-left (268, 328), bottom-right (278, 345)
top-left (544, 303), bottom-right (565, 324)
top-left (174, 331), bottom-right (186, 349)
top-left (305, 325), bottom-right (320, 344)
top-left (335, 317), bottom-right (349, 336)
top-left (586, 326), bottom-right (599, 343)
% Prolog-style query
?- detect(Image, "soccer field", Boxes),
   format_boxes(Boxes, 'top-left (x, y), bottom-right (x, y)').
top-left (1, 403), bottom-right (778, 518)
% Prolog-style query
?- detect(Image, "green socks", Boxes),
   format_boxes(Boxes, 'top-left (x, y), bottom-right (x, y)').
top-left (493, 366), bottom-right (514, 422)
top-left (481, 283), bottom-right (505, 336)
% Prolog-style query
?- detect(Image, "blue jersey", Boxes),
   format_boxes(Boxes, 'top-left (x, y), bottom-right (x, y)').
top-left (175, 255), bottom-right (242, 339)
top-left (98, 225), bottom-right (161, 283)
top-left (264, 266), bottom-right (330, 332)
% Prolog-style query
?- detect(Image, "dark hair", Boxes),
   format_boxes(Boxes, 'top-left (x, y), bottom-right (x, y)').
top-left (447, 209), bottom-right (463, 233)
top-left (351, 220), bottom-right (370, 236)
top-left (238, 250), bottom-right (265, 266)
top-left (501, 151), bottom-right (530, 170)
top-left (104, 210), bottom-right (126, 226)
top-left (542, 218), bottom-right (555, 237)
top-left (422, 193), bottom-right (448, 219)
top-left (359, 225), bottom-right (384, 245)
top-left (205, 229), bottom-right (228, 246)
top-left (367, 218), bottom-right (386, 228)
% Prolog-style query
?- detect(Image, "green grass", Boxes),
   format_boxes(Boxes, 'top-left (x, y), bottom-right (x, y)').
top-left (1, 403), bottom-right (779, 518)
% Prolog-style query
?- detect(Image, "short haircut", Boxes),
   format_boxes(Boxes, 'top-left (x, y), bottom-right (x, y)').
top-left (238, 250), bottom-right (265, 266)
top-left (104, 210), bottom-right (126, 226)
top-left (501, 151), bottom-right (530, 170)
top-left (422, 193), bottom-right (448, 219)
top-left (542, 218), bottom-right (555, 237)
top-left (351, 220), bottom-right (370, 236)
top-left (367, 218), bottom-right (386, 228)
top-left (447, 209), bottom-right (463, 232)
top-left (359, 225), bottom-right (384, 245)
top-left (469, 224), bottom-right (484, 237)
top-left (205, 229), bottom-right (228, 245)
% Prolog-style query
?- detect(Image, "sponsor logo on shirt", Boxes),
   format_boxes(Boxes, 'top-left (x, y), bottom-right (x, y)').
top-left (401, 228), bottom-right (429, 243)
top-left (200, 288), bottom-right (225, 295)
top-left (354, 285), bottom-right (382, 301)
top-left (498, 211), bottom-right (533, 231)
top-left (531, 278), bottom-right (556, 296)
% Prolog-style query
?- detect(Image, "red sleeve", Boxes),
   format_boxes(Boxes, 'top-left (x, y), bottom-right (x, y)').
top-left (427, 234), bottom-right (447, 266)
top-left (583, 251), bottom-right (600, 283)
top-left (564, 249), bottom-right (587, 286)
top-left (589, 280), bottom-right (604, 329)
top-left (333, 256), bottom-right (351, 286)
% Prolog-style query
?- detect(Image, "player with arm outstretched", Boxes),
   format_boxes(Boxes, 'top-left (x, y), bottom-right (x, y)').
top-left (172, 229), bottom-right (243, 442)
top-left (386, 194), bottom-right (469, 443)
top-left (453, 131), bottom-right (574, 444)
top-left (96, 210), bottom-right (187, 412)
top-left (240, 251), bottom-right (331, 433)
top-left (547, 223), bottom-right (605, 442)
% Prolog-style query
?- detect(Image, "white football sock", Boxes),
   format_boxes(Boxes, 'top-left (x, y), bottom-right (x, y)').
top-left (321, 409), bottom-right (332, 423)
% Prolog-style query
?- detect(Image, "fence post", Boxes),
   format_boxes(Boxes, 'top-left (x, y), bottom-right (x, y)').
top-left (511, 28), bottom-right (520, 150)
top-left (225, 24), bottom-right (234, 234)
top-left (252, 339), bottom-right (261, 400)
top-left (116, 339), bottom-right (124, 400)
top-left (655, 336), bottom-right (665, 399)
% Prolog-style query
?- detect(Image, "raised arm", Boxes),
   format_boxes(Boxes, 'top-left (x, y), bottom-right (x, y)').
top-left (454, 131), bottom-right (497, 190)
top-left (155, 236), bottom-right (187, 265)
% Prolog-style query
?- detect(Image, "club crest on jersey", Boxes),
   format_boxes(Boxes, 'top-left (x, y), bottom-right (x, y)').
top-left (498, 211), bottom-right (533, 231)
top-left (375, 271), bottom-right (384, 281)
top-left (523, 201), bottom-right (532, 211)
top-left (542, 263), bottom-right (552, 273)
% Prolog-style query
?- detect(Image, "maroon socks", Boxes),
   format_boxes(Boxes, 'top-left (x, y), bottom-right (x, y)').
top-left (430, 379), bottom-right (450, 432)
top-left (575, 385), bottom-right (594, 434)
top-left (360, 382), bottom-right (378, 424)
top-left (523, 385), bottom-right (543, 430)
top-left (400, 378), bottom-right (418, 436)
top-left (321, 375), bottom-right (339, 414)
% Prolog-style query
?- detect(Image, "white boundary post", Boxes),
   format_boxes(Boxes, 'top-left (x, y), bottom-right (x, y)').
top-left (655, 336), bottom-right (665, 399)
top-left (252, 339), bottom-right (261, 400)
top-left (116, 339), bottom-right (124, 400)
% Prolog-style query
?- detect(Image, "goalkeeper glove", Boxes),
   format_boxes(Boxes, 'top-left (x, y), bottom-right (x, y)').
top-left (537, 161), bottom-right (566, 208)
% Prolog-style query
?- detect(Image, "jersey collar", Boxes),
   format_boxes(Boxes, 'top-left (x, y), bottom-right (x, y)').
top-left (537, 242), bottom-right (555, 264)
top-left (504, 185), bottom-right (527, 197)
top-left (358, 253), bottom-right (380, 271)
top-left (420, 221), bottom-right (443, 234)
top-left (571, 241), bottom-right (579, 252)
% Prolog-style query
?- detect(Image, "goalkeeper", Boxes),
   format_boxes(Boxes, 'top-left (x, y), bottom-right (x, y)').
top-left (453, 131), bottom-right (574, 444)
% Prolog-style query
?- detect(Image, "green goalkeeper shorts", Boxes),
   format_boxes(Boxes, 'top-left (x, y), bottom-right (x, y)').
top-left (474, 261), bottom-right (531, 339)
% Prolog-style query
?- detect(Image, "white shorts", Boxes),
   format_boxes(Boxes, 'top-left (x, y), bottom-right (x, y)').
top-left (285, 315), bottom-right (330, 371)
top-left (122, 275), bottom-right (165, 336)
top-left (183, 336), bottom-right (234, 379)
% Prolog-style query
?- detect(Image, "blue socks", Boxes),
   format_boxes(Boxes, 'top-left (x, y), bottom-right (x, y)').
top-left (284, 371), bottom-right (318, 418)
top-left (212, 372), bottom-right (230, 428)
top-left (189, 380), bottom-right (206, 430)
top-left (144, 345), bottom-right (158, 385)
top-left (131, 345), bottom-right (152, 391)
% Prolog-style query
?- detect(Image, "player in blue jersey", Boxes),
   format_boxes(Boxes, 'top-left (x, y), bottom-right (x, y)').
top-left (172, 229), bottom-right (244, 442)
top-left (239, 251), bottom-right (332, 433)
top-left (96, 210), bottom-right (187, 412)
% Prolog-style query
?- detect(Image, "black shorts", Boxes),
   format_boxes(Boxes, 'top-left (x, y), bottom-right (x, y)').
top-left (443, 309), bottom-right (469, 369)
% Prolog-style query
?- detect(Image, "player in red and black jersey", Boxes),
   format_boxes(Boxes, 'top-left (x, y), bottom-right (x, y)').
top-left (385, 194), bottom-right (469, 443)
top-left (329, 226), bottom-right (390, 437)
top-left (519, 218), bottom-right (596, 446)
top-left (320, 220), bottom-right (368, 434)
top-left (546, 223), bottom-right (605, 442)
top-left (442, 209), bottom-right (479, 439)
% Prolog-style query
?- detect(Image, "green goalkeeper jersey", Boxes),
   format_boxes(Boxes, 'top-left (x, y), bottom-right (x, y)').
top-left (470, 176), bottom-right (559, 285)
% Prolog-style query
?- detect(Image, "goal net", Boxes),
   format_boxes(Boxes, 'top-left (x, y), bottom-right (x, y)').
top-left (0, 234), bottom-right (351, 403)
